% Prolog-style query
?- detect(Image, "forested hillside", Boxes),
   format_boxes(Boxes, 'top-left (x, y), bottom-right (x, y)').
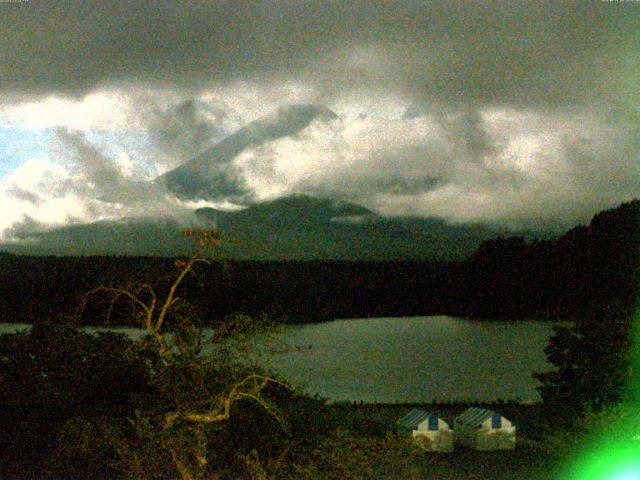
top-left (0, 200), bottom-right (637, 326)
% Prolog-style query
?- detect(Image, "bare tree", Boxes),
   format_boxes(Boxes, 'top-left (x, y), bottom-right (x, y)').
top-left (81, 229), bottom-right (289, 480)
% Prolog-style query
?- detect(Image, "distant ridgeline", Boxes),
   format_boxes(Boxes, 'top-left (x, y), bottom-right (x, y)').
top-left (0, 199), bottom-right (637, 325)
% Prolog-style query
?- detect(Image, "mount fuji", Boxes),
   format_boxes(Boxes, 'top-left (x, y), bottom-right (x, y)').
top-left (154, 104), bottom-right (336, 201)
top-left (1, 105), bottom-right (541, 258)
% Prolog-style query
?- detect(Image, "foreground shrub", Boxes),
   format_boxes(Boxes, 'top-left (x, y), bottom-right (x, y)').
top-left (0, 321), bottom-right (149, 477)
top-left (1, 230), bottom-right (294, 479)
top-left (290, 429), bottom-right (424, 479)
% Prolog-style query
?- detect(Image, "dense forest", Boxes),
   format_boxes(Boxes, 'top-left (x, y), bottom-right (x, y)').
top-left (0, 199), bottom-right (637, 326)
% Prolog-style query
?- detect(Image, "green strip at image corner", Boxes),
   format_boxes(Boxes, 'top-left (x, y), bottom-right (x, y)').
top-left (566, 440), bottom-right (640, 479)
top-left (565, 306), bottom-right (640, 480)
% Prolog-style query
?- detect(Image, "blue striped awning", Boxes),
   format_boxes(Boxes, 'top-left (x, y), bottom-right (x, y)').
top-left (397, 409), bottom-right (440, 430)
top-left (455, 407), bottom-right (501, 429)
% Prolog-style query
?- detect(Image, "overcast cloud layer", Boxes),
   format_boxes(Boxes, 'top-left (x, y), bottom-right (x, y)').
top-left (0, 0), bottom-right (639, 243)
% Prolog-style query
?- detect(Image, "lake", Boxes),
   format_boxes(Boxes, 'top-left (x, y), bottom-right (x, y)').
top-left (257, 316), bottom-right (558, 404)
top-left (0, 316), bottom-right (560, 403)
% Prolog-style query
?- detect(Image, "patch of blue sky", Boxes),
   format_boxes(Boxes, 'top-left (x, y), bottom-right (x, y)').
top-left (0, 126), bottom-right (54, 179)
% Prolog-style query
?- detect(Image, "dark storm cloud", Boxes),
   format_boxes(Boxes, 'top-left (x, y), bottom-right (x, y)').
top-left (7, 185), bottom-right (42, 205)
top-left (1, 1), bottom-right (636, 110)
top-left (1, 0), bottom-right (638, 238)
top-left (441, 108), bottom-right (496, 163)
top-left (137, 98), bottom-right (230, 169)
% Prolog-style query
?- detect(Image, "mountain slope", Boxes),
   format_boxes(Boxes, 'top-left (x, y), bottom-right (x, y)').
top-left (155, 104), bottom-right (336, 200)
top-left (193, 194), bottom-right (521, 260)
top-left (1, 195), bottom-right (523, 259)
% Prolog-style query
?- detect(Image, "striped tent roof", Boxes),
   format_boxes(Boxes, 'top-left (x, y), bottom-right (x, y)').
top-left (397, 409), bottom-right (439, 430)
top-left (455, 407), bottom-right (502, 429)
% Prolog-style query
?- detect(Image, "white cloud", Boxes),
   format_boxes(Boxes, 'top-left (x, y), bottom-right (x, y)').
top-left (200, 80), bottom-right (318, 127)
top-left (0, 91), bottom-right (137, 131)
top-left (0, 158), bottom-right (87, 237)
top-left (0, 89), bottom-right (638, 243)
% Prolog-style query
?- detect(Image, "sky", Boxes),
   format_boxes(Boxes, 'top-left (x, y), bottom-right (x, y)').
top-left (0, 0), bottom-right (639, 246)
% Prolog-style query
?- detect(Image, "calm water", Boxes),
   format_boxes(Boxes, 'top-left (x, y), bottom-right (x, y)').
top-left (257, 316), bottom-right (558, 403)
top-left (0, 316), bottom-right (559, 403)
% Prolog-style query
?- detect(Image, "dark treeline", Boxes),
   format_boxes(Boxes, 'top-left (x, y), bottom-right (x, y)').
top-left (0, 199), bottom-right (637, 326)
top-left (460, 198), bottom-right (639, 320)
top-left (0, 255), bottom-right (457, 325)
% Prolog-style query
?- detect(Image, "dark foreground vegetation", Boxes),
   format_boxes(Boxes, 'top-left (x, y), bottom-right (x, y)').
top-left (0, 199), bottom-right (638, 478)
top-left (0, 317), bottom-right (557, 480)
top-left (0, 199), bottom-right (638, 326)
top-left (0, 255), bottom-right (559, 479)
top-left (2, 311), bottom-right (633, 480)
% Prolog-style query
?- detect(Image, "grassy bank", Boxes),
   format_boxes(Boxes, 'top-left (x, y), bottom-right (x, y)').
top-left (1, 398), bottom-right (561, 479)
top-left (277, 402), bottom-right (558, 480)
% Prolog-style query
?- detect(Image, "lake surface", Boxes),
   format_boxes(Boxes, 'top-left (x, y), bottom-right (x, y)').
top-left (0, 316), bottom-right (560, 403)
top-left (257, 316), bottom-right (558, 403)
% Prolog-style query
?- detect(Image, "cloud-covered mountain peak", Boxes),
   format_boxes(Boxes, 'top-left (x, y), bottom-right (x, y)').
top-left (155, 104), bottom-right (337, 201)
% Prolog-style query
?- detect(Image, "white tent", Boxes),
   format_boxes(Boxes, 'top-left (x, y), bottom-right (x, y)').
top-left (397, 409), bottom-right (454, 452)
top-left (453, 407), bottom-right (516, 451)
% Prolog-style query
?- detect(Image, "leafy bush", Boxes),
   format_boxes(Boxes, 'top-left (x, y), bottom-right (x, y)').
top-left (1, 232), bottom-right (294, 479)
top-left (0, 321), bottom-right (149, 478)
top-left (534, 302), bottom-right (635, 424)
